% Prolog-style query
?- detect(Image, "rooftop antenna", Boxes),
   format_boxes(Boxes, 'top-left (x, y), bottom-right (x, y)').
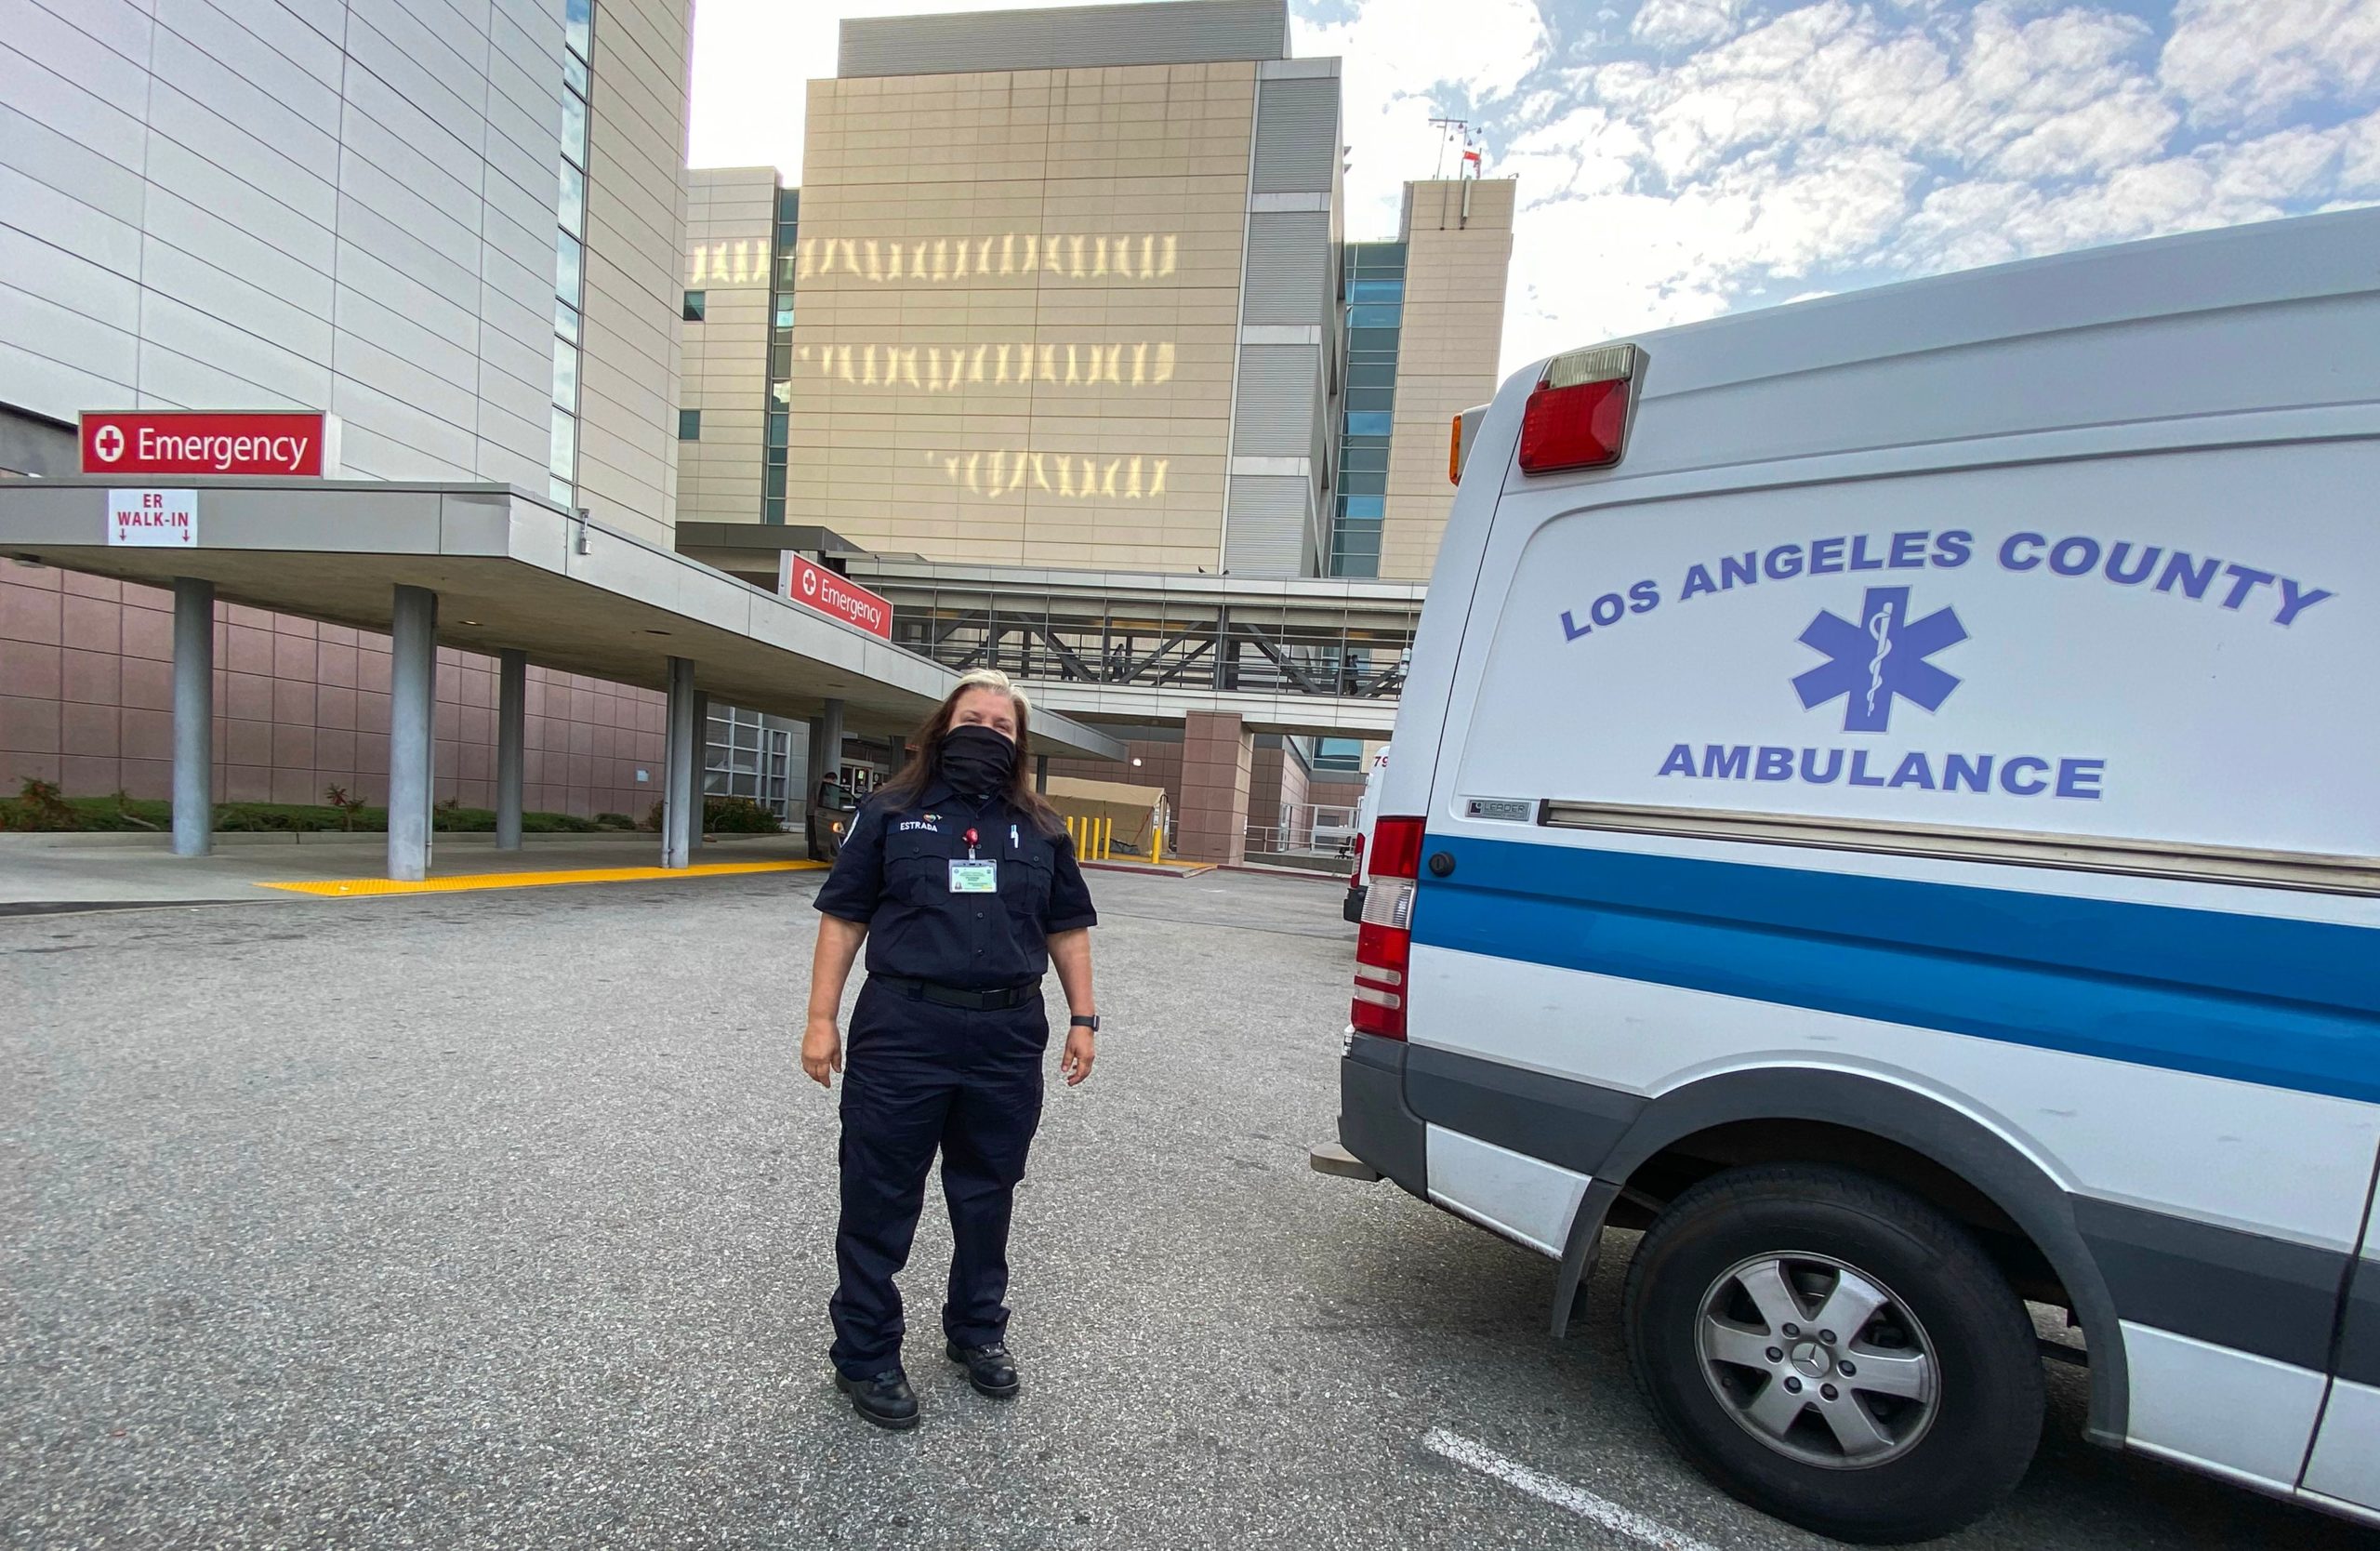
top-left (1428, 116), bottom-right (1470, 179)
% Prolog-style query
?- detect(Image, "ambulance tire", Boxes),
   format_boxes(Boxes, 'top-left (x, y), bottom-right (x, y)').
top-left (1623, 1163), bottom-right (2044, 1544)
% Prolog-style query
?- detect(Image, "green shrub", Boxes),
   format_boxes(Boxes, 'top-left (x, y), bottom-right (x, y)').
top-left (594, 812), bottom-right (638, 830)
top-left (704, 795), bottom-right (783, 834)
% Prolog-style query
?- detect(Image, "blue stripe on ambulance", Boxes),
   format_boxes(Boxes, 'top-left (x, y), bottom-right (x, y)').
top-left (1411, 835), bottom-right (2380, 1107)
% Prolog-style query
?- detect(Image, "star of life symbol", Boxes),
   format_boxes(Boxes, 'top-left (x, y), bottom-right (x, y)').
top-left (93, 424), bottom-right (125, 463)
top-left (1792, 585), bottom-right (1967, 732)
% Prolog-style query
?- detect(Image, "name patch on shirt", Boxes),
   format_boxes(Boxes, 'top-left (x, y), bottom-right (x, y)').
top-left (896, 820), bottom-right (941, 833)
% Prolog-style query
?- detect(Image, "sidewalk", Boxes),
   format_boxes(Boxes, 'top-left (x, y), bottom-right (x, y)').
top-left (0, 830), bottom-right (822, 908)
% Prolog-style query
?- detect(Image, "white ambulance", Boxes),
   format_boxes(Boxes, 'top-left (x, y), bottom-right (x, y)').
top-left (1340, 743), bottom-right (1392, 922)
top-left (1312, 209), bottom-right (2380, 1542)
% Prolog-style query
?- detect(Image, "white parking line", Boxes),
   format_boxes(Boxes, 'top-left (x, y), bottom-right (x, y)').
top-left (1423, 1428), bottom-right (1723, 1551)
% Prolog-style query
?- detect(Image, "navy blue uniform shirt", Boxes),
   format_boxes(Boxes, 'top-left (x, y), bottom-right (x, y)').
top-left (813, 779), bottom-right (1098, 990)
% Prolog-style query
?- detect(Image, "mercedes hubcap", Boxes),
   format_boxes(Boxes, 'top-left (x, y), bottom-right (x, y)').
top-left (1693, 1252), bottom-right (1940, 1470)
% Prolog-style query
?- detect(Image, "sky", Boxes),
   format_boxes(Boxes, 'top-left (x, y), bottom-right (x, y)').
top-left (687, 0), bottom-right (2380, 374)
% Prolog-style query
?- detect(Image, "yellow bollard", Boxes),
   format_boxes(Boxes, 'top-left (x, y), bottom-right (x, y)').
top-left (1098, 816), bottom-right (1110, 860)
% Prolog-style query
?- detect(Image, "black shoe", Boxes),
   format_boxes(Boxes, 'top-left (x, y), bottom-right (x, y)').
top-left (836, 1368), bottom-right (919, 1430)
top-left (945, 1340), bottom-right (1020, 1399)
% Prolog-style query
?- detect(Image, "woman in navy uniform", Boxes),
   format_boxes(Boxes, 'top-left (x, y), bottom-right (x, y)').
top-left (800, 669), bottom-right (1100, 1430)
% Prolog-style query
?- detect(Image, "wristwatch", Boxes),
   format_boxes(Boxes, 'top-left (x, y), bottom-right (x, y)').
top-left (1069, 1014), bottom-right (1100, 1032)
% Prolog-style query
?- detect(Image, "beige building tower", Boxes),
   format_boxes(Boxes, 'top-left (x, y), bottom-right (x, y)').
top-left (1374, 179), bottom-right (1514, 581)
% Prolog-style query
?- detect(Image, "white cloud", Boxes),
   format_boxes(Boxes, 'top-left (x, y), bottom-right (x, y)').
top-left (1296, 0), bottom-right (1552, 237)
top-left (1632, 0), bottom-right (1744, 49)
top-left (2161, 0), bottom-right (2380, 127)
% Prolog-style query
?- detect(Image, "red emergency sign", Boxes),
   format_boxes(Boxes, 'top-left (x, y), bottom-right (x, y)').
top-left (782, 552), bottom-right (893, 640)
top-left (80, 411), bottom-right (337, 477)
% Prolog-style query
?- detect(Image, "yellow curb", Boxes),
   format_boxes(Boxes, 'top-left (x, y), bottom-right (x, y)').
top-left (258, 859), bottom-right (826, 896)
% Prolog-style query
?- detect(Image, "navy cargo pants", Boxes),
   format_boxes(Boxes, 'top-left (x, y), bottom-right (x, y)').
top-left (829, 977), bottom-right (1047, 1378)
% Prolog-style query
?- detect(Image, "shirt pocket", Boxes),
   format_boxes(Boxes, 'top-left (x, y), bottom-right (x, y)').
top-left (1001, 841), bottom-right (1055, 920)
top-left (882, 829), bottom-right (949, 905)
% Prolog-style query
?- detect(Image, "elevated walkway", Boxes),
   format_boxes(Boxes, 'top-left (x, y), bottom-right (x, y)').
top-left (843, 558), bottom-right (1423, 737)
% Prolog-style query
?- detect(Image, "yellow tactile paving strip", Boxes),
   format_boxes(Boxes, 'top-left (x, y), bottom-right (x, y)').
top-left (258, 859), bottom-right (826, 896)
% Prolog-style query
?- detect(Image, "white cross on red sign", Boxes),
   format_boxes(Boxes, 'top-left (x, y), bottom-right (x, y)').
top-left (780, 552), bottom-right (892, 639)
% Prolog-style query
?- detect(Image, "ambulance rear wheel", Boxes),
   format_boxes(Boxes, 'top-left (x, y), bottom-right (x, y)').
top-left (1622, 1163), bottom-right (2043, 1544)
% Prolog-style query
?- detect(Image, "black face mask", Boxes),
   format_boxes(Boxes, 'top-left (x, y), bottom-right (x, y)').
top-left (938, 723), bottom-right (1016, 797)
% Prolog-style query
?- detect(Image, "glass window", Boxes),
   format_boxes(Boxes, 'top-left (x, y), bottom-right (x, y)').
top-left (765, 463), bottom-right (787, 498)
top-left (774, 291), bottom-right (794, 329)
top-left (564, 0), bottom-right (591, 60)
top-left (561, 89), bottom-right (587, 168)
top-left (1355, 242), bottom-right (1408, 271)
top-left (1338, 494), bottom-right (1384, 521)
top-left (1349, 279), bottom-right (1404, 303)
top-left (1346, 363), bottom-right (1396, 389)
top-left (777, 188), bottom-right (800, 221)
top-left (762, 496), bottom-right (786, 524)
top-left (557, 159), bottom-right (585, 237)
top-left (549, 474), bottom-right (574, 505)
top-left (677, 408), bottom-right (701, 441)
top-left (563, 50), bottom-right (588, 98)
top-left (554, 230), bottom-right (582, 308)
top-left (1348, 304), bottom-right (1402, 329)
top-left (1339, 468), bottom-right (1386, 495)
top-left (681, 289), bottom-right (706, 322)
top-left (769, 339), bottom-right (791, 378)
top-left (550, 339), bottom-right (578, 409)
top-left (554, 297), bottom-right (580, 344)
top-left (1314, 737), bottom-right (1365, 771)
top-left (1329, 537), bottom-right (1381, 579)
top-left (1349, 327), bottom-right (1400, 354)
top-left (767, 411), bottom-right (787, 449)
top-left (1343, 411), bottom-right (1393, 437)
top-left (770, 379), bottom-right (790, 408)
top-left (548, 407), bottom-right (576, 482)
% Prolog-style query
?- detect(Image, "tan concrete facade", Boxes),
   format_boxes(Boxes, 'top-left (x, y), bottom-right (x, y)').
top-left (787, 63), bottom-right (1257, 571)
top-left (576, 0), bottom-right (695, 549)
top-left (1379, 179), bottom-right (1514, 581)
top-left (680, 167), bottom-right (781, 525)
top-left (1175, 709), bottom-right (1252, 863)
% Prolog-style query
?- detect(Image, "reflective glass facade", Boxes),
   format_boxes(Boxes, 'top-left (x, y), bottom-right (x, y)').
top-left (1330, 242), bottom-right (1405, 578)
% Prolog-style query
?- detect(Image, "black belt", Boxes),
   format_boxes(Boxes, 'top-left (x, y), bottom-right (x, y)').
top-left (869, 974), bottom-right (1039, 1011)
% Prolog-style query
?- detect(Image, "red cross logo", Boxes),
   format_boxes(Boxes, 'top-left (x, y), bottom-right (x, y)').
top-left (94, 424), bottom-right (125, 463)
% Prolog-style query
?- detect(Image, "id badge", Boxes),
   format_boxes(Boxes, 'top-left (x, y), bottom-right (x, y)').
top-left (948, 859), bottom-right (998, 894)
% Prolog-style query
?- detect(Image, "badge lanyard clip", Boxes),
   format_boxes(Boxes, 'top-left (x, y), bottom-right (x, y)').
top-left (964, 826), bottom-right (980, 860)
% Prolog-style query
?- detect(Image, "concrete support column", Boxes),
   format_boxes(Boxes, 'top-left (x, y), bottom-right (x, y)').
top-left (495, 649), bottom-right (527, 851)
top-left (1035, 753), bottom-right (1050, 793)
top-left (1175, 710), bottom-right (1252, 864)
top-left (387, 584), bottom-right (438, 882)
top-left (170, 577), bottom-right (215, 857)
top-left (680, 690), bottom-right (709, 863)
top-left (661, 656), bottom-right (696, 869)
top-left (819, 697), bottom-right (845, 787)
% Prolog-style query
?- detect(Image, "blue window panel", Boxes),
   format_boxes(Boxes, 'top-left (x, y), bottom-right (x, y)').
top-left (1348, 304), bottom-right (1403, 329)
top-left (1348, 327), bottom-right (1402, 354)
top-left (1345, 386), bottom-right (1395, 412)
top-left (1349, 279), bottom-right (1405, 303)
top-left (1339, 469), bottom-right (1386, 495)
top-left (1346, 363), bottom-right (1397, 388)
top-left (1338, 494), bottom-right (1384, 521)
top-left (565, 0), bottom-right (591, 59)
top-left (1344, 411), bottom-right (1394, 437)
top-left (1315, 737), bottom-right (1365, 770)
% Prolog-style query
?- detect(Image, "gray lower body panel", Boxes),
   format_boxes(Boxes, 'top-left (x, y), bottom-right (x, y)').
top-left (1338, 1032), bottom-right (1426, 1199)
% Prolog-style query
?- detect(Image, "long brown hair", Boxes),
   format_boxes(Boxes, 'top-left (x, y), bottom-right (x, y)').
top-left (875, 669), bottom-right (1063, 834)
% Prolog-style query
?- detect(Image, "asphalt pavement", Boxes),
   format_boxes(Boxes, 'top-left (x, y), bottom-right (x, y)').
top-left (4, 868), bottom-right (2370, 1550)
